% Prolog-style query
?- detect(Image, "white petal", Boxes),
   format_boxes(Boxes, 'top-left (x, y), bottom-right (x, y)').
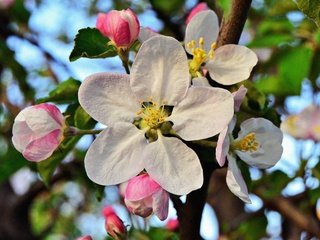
top-left (79, 73), bottom-right (140, 125)
top-left (24, 107), bottom-right (60, 134)
top-left (233, 85), bottom-right (247, 112)
top-left (226, 154), bottom-right (251, 203)
top-left (12, 121), bottom-right (35, 152)
top-left (138, 27), bottom-right (158, 43)
top-left (235, 118), bottom-right (283, 168)
top-left (215, 126), bottom-right (229, 167)
top-left (84, 122), bottom-right (147, 185)
top-left (130, 36), bottom-right (190, 105)
top-left (192, 76), bottom-right (211, 87)
top-left (185, 10), bottom-right (219, 54)
top-left (168, 87), bottom-right (234, 140)
top-left (144, 134), bottom-right (203, 195)
top-left (206, 44), bottom-right (258, 85)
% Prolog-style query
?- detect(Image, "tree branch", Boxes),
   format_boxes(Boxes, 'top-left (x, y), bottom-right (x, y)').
top-left (216, 0), bottom-right (253, 47)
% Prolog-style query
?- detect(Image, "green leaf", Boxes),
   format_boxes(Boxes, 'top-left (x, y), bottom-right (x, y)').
top-left (37, 78), bottom-right (81, 104)
top-left (37, 136), bottom-right (81, 185)
top-left (0, 145), bottom-right (28, 182)
top-left (74, 106), bottom-right (96, 130)
top-left (9, 0), bottom-right (30, 23)
top-left (295, 0), bottom-right (320, 27)
top-left (248, 34), bottom-right (294, 47)
top-left (255, 46), bottom-right (313, 96)
top-left (69, 28), bottom-right (117, 62)
top-left (237, 215), bottom-right (268, 240)
top-left (150, 0), bottom-right (184, 13)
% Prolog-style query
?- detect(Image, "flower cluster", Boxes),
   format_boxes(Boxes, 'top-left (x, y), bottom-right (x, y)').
top-left (12, 3), bottom-right (284, 222)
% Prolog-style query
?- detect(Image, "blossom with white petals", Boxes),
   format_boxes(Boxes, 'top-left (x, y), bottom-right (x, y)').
top-left (281, 104), bottom-right (320, 141)
top-left (125, 173), bottom-right (169, 220)
top-left (216, 117), bottom-right (283, 203)
top-left (79, 35), bottom-right (234, 195)
top-left (12, 103), bottom-right (65, 162)
top-left (185, 10), bottom-right (258, 84)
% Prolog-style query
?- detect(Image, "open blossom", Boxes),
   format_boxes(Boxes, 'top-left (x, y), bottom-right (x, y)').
top-left (281, 104), bottom-right (320, 141)
top-left (102, 206), bottom-right (126, 239)
top-left (125, 173), bottom-right (169, 220)
top-left (96, 8), bottom-right (139, 49)
top-left (12, 103), bottom-right (65, 162)
top-left (185, 2), bottom-right (209, 24)
top-left (79, 35), bottom-right (234, 195)
top-left (216, 117), bottom-right (283, 203)
top-left (185, 10), bottom-right (258, 84)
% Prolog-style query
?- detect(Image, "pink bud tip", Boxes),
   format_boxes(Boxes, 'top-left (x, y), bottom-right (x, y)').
top-left (186, 3), bottom-right (209, 24)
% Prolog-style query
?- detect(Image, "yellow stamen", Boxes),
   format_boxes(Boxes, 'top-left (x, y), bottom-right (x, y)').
top-left (186, 37), bottom-right (216, 78)
top-left (232, 132), bottom-right (260, 152)
top-left (138, 102), bottom-right (168, 129)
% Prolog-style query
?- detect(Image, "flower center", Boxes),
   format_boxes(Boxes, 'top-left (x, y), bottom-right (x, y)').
top-left (232, 132), bottom-right (260, 152)
top-left (137, 102), bottom-right (169, 129)
top-left (186, 37), bottom-right (216, 78)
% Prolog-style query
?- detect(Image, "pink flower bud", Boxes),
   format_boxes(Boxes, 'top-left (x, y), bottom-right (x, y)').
top-left (166, 218), bottom-right (179, 231)
top-left (124, 173), bottom-right (169, 221)
top-left (12, 103), bottom-right (65, 162)
top-left (76, 235), bottom-right (93, 240)
top-left (186, 3), bottom-right (209, 24)
top-left (102, 207), bottom-right (126, 239)
top-left (96, 8), bottom-right (140, 49)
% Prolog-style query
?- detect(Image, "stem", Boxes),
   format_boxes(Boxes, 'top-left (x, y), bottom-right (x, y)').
top-left (191, 140), bottom-right (217, 148)
top-left (64, 127), bottom-right (103, 137)
top-left (123, 61), bottom-right (130, 74)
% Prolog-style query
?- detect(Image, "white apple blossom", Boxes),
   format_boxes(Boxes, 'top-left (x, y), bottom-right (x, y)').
top-left (216, 117), bottom-right (283, 203)
top-left (185, 10), bottom-right (258, 84)
top-left (79, 35), bottom-right (234, 195)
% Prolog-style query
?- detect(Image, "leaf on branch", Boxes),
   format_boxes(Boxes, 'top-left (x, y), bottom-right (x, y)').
top-left (36, 78), bottom-right (81, 104)
top-left (295, 0), bottom-right (320, 27)
top-left (69, 27), bottom-right (117, 61)
top-left (74, 105), bottom-right (96, 130)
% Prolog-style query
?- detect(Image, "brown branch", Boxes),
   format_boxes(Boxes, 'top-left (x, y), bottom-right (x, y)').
top-left (216, 0), bottom-right (253, 47)
top-left (254, 189), bottom-right (320, 238)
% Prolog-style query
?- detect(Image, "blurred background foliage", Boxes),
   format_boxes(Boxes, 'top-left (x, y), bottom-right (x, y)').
top-left (0, 0), bottom-right (320, 239)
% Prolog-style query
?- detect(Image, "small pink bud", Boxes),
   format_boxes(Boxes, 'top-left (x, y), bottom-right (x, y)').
top-left (96, 8), bottom-right (140, 49)
top-left (124, 173), bottom-right (169, 221)
top-left (102, 207), bottom-right (126, 239)
top-left (186, 3), bottom-right (209, 24)
top-left (76, 235), bottom-right (93, 240)
top-left (166, 218), bottom-right (179, 231)
top-left (12, 103), bottom-right (65, 162)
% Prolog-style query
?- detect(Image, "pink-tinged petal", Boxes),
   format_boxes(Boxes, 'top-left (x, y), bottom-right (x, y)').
top-left (124, 197), bottom-right (153, 218)
top-left (232, 85), bottom-right (247, 112)
top-left (79, 73), bottom-right (140, 126)
top-left (152, 189), bottom-right (169, 221)
top-left (76, 235), bottom-right (93, 240)
top-left (138, 27), bottom-right (158, 43)
top-left (192, 76), bottom-right (211, 87)
top-left (34, 103), bottom-right (64, 126)
top-left (122, 8), bottom-right (140, 44)
top-left (102, 206), bottom-right (116, 218)
top-left (84, 122), bottom-right (146, 185)
top-left (235, 118), bottom-right (283, 169)
top-left (125, 174), bottom-right (161, 201)
top-left (130, 36), bottom-right (190, 105)
top-left (186, 2), bottom-right (209, 24)
top-left (168, 87), bottom-right (234, 141)
top-left (105, 213), bottom-right (126, 238)
top-left (144, 134), bottom-right (203, 195)
top-left (12, 120), bottom-right (35, 152)
top-left (96, 13), bottom-right (108, 36)
top-left (216, 126), bottom-right (229, 167)
top-left (185, 10), bottom-right (219, 54)
top-left (22, 129), bottom-right (62, 162)
top-left (206, 44), bottom-right (258, 85)
top-left (23, 107), bottom-right (61, 135)
top-left (226, 154), bottom-right (251, 203)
